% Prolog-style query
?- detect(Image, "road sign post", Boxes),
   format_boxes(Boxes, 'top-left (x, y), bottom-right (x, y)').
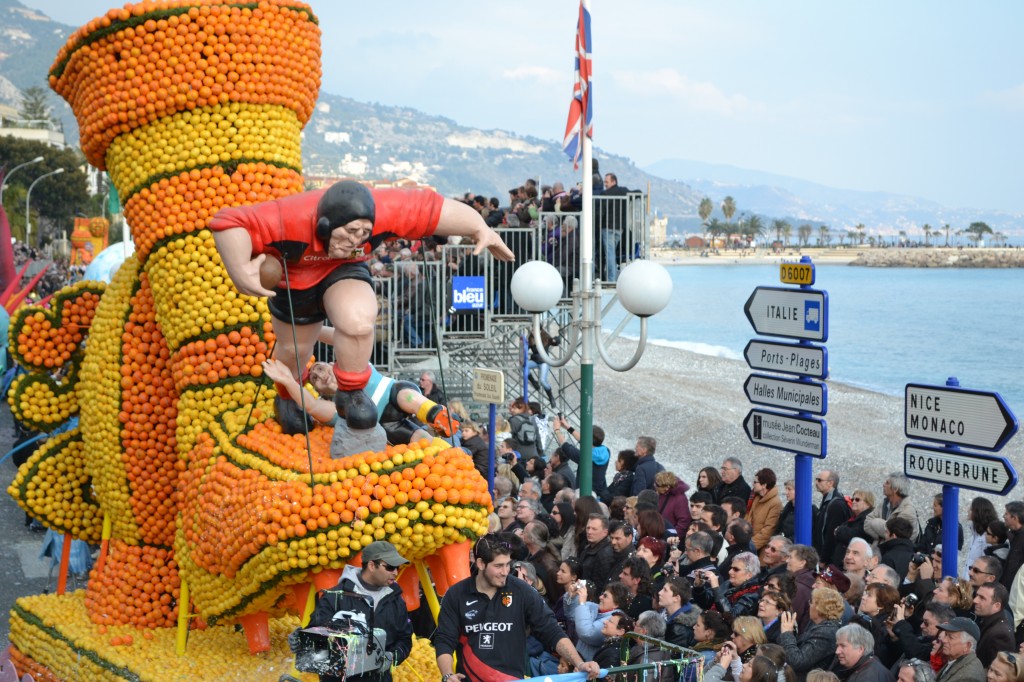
top-left (473, 367), bottom-right (505, 496)
top-left (903, 376), bottom-right (1019, 577)
top-left (743, 256), bottom-right (828, 545)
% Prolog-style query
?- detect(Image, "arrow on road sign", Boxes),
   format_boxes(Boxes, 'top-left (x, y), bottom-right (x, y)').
top-left (904, 444), bottom-right (1018, 495)
top-left (744, 287), bottom-right (828, 342)
top-left (744, 374), bottom-right (827, 415)
top-left (744, 340), bottom-right (828, 379)
top-left (905, 383), bottom-right (1019, 451)
top-left (744, 408), bottom-right (827, 458)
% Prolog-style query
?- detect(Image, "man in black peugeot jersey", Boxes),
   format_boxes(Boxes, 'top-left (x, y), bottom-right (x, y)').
top-left (432, 535), bottom-right (601, 681)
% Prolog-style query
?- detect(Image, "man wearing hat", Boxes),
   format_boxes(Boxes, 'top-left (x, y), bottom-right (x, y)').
top-left (934, 617), bottom-right (984, 681)
top-left (306, 541), bottom-right (414, 682)
top-left (212, 181), bottom-right (514, 434)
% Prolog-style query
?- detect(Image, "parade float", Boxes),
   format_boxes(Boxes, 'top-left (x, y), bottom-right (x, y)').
top-left (4, 2), bottom-right (487, 679)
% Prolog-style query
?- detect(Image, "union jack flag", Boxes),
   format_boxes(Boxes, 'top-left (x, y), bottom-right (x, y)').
top-left (563, 1), bottom-right (592, 169)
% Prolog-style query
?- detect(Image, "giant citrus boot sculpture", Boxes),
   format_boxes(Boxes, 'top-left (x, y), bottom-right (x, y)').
top-left (6, 2), bottom-right (486, 679)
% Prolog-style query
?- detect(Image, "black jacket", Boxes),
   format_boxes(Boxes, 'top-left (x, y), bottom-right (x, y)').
top-left (308, 567), bottom-right (413, 682)
top-left (779, 619), bottom-right (839, 680)
top-left (777, 500), bottom-right (819, 540)
top-left (630, 455), bottom-right (664, 495)
top-left (1002, 529), bottom-right (1024, 590)
top-left (830, 653), bottom-right (895, 681)
top-left (716, 476), bottom-right (752, 506)
top-left (833, 507), bottom-right (873, 564)
top-left (461, 434), bottom-right (490, 480)
top-left (578, 537), bottom-right (615, 589)
top-left (815, 490), bottom-right (852, 566)
top-left (602, 469), bottom-right (634, 504)
top-left (976, 609), bottom-right (1016, 668)
top-left (664, 602), bottom-right (701, 648)
top-left (916, 515), bottom-right (964, 553)
top-left (879, 537), bottom-right (916, 581)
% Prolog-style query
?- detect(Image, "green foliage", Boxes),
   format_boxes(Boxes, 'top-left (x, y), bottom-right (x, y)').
top-left (18, 86), bottom-right (56, 127)
top-left (0, 137), bottom-right (90, 243)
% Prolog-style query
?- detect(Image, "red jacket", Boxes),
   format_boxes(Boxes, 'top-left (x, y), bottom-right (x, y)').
top-left (209, 187), bottom-right (443, 289)
top-left (658, 481), bottom-right (692, 537)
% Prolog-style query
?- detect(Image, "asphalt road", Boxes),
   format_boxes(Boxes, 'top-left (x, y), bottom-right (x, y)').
top-left (0, 404), bottom-right (84, 650)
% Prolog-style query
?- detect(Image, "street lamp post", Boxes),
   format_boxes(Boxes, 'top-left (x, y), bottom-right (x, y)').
top-left (0, 156), bottom-right (45, 205)
top-left (510, 258), bottom-right (672, 497)
top-left (26, 168), bottom-right (65, 246)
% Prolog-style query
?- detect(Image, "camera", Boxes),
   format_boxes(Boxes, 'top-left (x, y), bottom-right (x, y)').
top-left (911, 553), bottom-right (927, 566)
top-left (903, 593), bottom-right (919, 608)
top-left (501, 453), bottom-right (514, 463)
top-left (662, 563), bottom-right (676, 578)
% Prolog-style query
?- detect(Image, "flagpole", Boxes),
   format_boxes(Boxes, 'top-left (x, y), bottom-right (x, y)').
top-left (577, 0), bottom-right (594, 498)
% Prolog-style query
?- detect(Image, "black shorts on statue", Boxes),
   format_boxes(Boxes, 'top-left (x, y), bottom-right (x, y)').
top-left (267, 261), bottom-right (373, 326)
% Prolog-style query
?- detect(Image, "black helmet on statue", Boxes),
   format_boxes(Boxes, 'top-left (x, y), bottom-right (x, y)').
top-left (315, 181), bottom-right (375, 248)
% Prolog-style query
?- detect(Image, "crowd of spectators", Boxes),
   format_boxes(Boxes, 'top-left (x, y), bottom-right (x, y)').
top-left (468, 423), bottom-right (1024, 682)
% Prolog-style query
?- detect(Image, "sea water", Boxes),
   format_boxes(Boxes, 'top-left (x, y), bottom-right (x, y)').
top-left (609, 264), bottom-right (1024, 412)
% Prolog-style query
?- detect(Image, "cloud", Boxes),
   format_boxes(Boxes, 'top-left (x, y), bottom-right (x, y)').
top-left (611, 68), bottom-right (767, 117)
top-left (501, 66), bottom-right (564, 87)
top-left (982, 83), bottom-right (1024, 111)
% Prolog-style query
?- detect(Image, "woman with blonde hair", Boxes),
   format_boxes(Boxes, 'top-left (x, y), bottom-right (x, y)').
top-left (932, 576), bottom-right (974, 616)
top-left (987, 651), bottom-right (1024, 682)
top-left (778, 587), bottom-right (843, 678)
top-left (703, 616), bottom-right (766, 681)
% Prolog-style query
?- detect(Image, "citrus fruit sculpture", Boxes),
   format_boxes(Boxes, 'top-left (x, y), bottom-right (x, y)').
top-left (5, 2), bottom-right (489, 679)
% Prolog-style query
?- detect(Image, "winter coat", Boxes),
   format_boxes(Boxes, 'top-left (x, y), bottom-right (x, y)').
top-left (864, 496), bottom-right (922, 545)
top-left (878, 537), bottom-right (916, 581)
top-left (1003, 529), bottom-right (1024, 590)
top-left (779, 619), bottom-right (840, 680)
top-left (508, 413), bottom-right (540, 458)
top-left (696, 577), bottom-right (761, 618)
top-left (664, 602), bottom-right (701, 648)
top-left (814, 490), bottom-right (852, 567)
top-left (592, 637), bottom-right (625, 669)
top-left (933, 652), bottom-right (984, 682)
top-left (716, 476), bottom-right (752, 506)
top-left (793, 568), bottom-right (816, 632)
top-left (625, 642), bottom-right (677, 682)
top-left (777, 500), bottom-right (819, 540)
top-left (571, 599), bottom-right (615, 662)
top-left (578, 537), bottom-right (615, 590)
top-left (831, 653), bottom-right (895, 682)
top-left (976, 609), bottom-right (1016, 668)
top-left (658, 480), bottom-right (692, 537)
top-left (916, 515), bottom-right (963, 554)
top-left (602, 469), bottom-right (635, 504)
top-left (833, 507), bottom-right (873, 564)
top-left (307, 565), bottom-right (413, 682)
top-left (630, 455), bottom-right (665, 495)
top-left (461, 434), bottom-right (490, 480)
top-left (746, 485), bottom-right (782, 551)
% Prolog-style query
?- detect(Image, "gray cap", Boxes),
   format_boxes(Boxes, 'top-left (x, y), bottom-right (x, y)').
top-left (362, 541), bottom-right (409, 567)
top-left (936, 616), bottom-right (980, 642)
top-left (330, 420), bottom-right (386, 459)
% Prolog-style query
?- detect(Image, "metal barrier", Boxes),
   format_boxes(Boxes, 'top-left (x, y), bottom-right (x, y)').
top-left (517, 632), bottom-right (703, 681)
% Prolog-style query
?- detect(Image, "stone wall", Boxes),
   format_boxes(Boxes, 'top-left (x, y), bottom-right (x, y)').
top-left (850, 247), bottom-right (1024, 268)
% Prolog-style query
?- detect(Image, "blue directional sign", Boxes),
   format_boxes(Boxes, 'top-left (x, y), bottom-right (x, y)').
top-left (744, 287), bottom-right (828, 342)
top-left (905, 383), bottom-right (1018, 452)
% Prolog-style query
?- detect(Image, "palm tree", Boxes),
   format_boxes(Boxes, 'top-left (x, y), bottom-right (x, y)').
top-left (868, 235), bottom-right (877, 248)
top-left (817, 224), bottom-right (830, 247)
top-left (721, 196), bottom-right (737, 224)
top-left (781, 223), bottom-right (792, 247)
top-left (855, 223), bottom-right (866, 245)
top-left (846, 230), bottom-right (858, 246)
top-left (898, 230), bottom-right (907, 246)
top-left (922, 223), bottom-right (932, 247)
top-left (771, 219), bottom-right (790, 247)
top-left (744, 215), bottom-right (766, 248)
top-left (942, 223), bottom-right (951, 247)
top-left (706, 218), bottom-right (725, 250)
top-left (798, 224), bottom-right (813, 247)
top-left (994, 231), bottom-right (1008, 247)
top-left (698, 197), bottom-right (714, 249)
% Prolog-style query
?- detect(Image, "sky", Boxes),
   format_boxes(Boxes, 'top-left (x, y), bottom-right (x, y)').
top-left (21, 1), bottom-right (1024, 213)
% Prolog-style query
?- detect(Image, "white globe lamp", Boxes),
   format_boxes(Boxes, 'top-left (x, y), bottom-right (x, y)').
top-left (616, 260), bottom-right (673, 317)
top-left (511, 261), bottom-right (564, 313)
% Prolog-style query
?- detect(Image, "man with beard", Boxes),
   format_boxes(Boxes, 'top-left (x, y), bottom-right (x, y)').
top-left (433, 535), bottom-right (599, 681)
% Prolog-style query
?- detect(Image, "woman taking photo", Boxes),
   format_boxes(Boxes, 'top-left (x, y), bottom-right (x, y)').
top-left (691, 610), bottom-right (731, 671)
top-left (778, 586), bottom-right (844, 679)
top-left (703, 616), bottom-right (766, 681)
top-left (857, 582), bottom-right (900, 666)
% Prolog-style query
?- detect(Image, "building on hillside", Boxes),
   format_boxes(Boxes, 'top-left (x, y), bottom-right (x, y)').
top-left (0, 103), bottom-right (67, 148)
top-left (302, 174), bottom-right (436, 192)
top-left (648, 214), bottom-right (668, 246)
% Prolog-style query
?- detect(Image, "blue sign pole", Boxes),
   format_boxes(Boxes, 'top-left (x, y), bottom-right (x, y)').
top-left (487, 403), bottom-right (497, 497)
top-left (795, 455), bottom-right (813, 545)
top-left (795, 256), bottom-right (821, 546)
top-left (941, 376), bottom-right (961, 579)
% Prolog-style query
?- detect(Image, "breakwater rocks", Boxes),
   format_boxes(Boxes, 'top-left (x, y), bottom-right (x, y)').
top-left (850, 248), bottom-right (1024, 268)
